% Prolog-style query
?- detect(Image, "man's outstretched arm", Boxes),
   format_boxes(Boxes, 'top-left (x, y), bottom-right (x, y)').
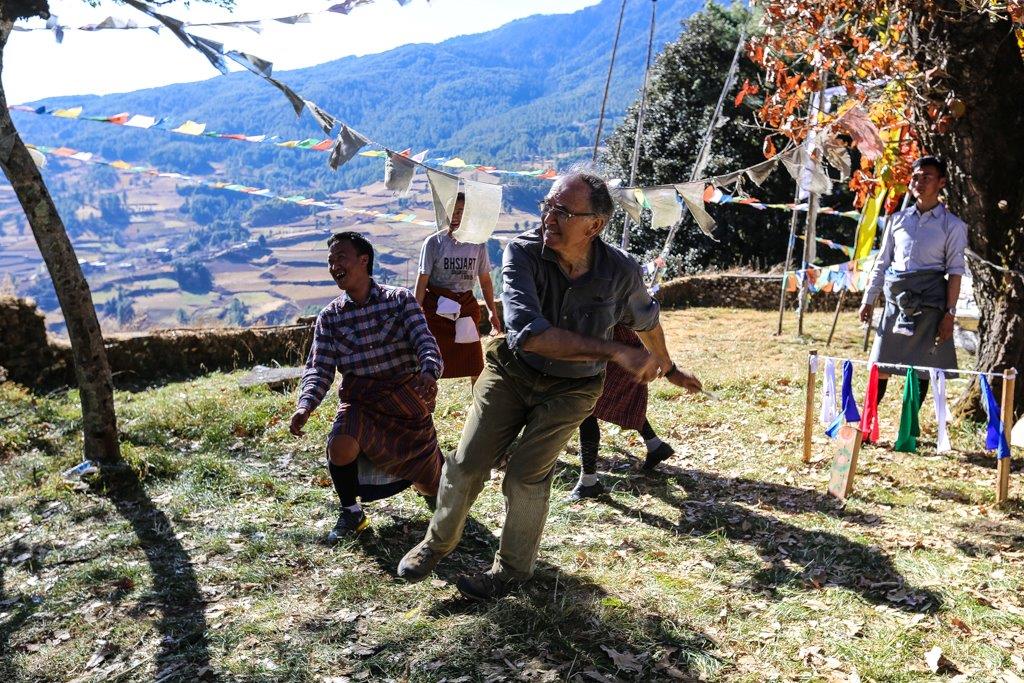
top-left (523, 328), bottom-right (661, 382)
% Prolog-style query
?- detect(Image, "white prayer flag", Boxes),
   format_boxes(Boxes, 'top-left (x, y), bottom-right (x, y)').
top-left (124, 115), bottom-right (157, 129)
top-left (426, 168), bottom-right (460, 231)
top-left (820, 358), bottom-right (838, 426)
top-left (929, 369), bottom-right (952, 452)
top-left (456, 179), bottom-right (501, 244)
top-left (645, 187), bottom-right (683, 229)
top-left (675, 181), bottom-right (716, 236)
top-left (608, 181), bottom-right (643, 222)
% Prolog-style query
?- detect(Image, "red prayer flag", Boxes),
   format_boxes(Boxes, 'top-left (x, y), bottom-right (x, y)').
top-left (859, 363), bottom-right (880, 442)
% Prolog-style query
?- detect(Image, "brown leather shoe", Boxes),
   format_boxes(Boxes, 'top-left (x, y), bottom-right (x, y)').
top-left (397, 540), bottom-right (446, 583)
top-left (455, 569), bottom-right (522, 602)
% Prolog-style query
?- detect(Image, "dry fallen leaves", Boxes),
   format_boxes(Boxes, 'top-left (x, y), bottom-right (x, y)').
top-left (600, 646), bottom-right (643, 673)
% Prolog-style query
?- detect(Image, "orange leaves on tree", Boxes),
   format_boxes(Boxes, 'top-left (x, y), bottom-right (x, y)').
top-left (1010, 0), bottom-right (1024, 24)
top-left (734, 79), bottom-right (760, 107)
top-left (749, 0), bottom-right (985, 177)
top-left (848, 169), bottom-right (886, 208)
top-left (763, 135), bottom-right (778, 158)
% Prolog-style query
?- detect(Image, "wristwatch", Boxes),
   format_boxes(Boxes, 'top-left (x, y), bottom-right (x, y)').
top-left (945, 307), bottom-right (957, 317)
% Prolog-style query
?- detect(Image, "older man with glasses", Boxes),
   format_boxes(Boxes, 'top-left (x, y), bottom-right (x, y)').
top-left (398, 169), bottom-right (702, 600)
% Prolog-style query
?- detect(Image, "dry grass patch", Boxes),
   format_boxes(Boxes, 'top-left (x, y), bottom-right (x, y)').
top-left (1, 309), bottom-right (1022, 681)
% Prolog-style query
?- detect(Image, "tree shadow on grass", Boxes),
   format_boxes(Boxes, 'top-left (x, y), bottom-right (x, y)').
top-left (350, 514), bottom-right (721, 680)
top-left (957, 449), bottom-right (1023, 472)
top-left (97, 465), bottom-right (213, 680)
top-left (598, 466), bottom-right (942, 614)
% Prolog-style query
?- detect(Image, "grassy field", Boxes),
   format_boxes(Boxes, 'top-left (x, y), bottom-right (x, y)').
top-left (1, 309), bottom-right (1022, 682)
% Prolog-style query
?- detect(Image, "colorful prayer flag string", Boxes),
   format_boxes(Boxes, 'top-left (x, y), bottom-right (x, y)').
top-left (797, 235), bottom-right (856, 258)
top-left (27, 142), bottom-right (437, 227)
top-left (782, 253), bottom-right (877, 295)
top-left (12, 0), bottom-right (390, 43)
top-left (19, 0), bottom-right (863, 233)
top-left (7, 105), bottom-right (559, 179)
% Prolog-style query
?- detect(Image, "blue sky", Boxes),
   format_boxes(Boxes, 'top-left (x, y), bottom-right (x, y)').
top-left (6, 0), bottom-right (599, 103)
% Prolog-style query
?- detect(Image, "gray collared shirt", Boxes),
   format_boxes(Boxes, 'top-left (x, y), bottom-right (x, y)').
top-left (501, 229), bottom-right (660, 378)
top-left (862, 203), bottom-right (968, 304)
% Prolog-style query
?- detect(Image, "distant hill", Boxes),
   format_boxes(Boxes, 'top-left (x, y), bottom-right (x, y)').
top-left (12, 0), bottom-right (701, 195)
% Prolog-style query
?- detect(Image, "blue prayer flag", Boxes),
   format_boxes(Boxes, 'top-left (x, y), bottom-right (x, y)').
top-left (979, 376), bottom-right (1011, 459)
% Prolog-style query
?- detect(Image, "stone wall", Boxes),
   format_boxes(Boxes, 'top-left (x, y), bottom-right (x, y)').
top-left (0, 296), bottom-right (62, 387)
top-left (1, 297), bottom-right (314, 390)
top-left (1, 276), bottom-right (857, 390)
top-left (657, 273), bottom-right (861, 312)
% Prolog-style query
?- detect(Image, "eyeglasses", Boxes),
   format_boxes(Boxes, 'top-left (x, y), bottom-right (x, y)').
top-left (539, 200), bottom-right (597, 222)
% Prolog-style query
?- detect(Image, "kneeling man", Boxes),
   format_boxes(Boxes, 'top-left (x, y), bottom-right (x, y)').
top-left (290, 231), bottom-right (444, 541)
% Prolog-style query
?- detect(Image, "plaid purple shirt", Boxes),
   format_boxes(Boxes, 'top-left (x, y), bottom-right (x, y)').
top-left (297, 281), bottom-right (443, 412)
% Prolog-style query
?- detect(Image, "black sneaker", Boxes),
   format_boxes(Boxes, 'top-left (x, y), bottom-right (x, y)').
top-left (455, 570), bottom-right (521, 602)
top-left (642, 442), bottom-right (675, 470)
top-left (326, 507), bottom-right (369, 543)
top-left (568, 479), bottom-right (604, 501)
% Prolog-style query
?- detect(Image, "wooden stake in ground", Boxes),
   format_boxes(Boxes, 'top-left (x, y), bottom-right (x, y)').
top-left (796, 196), bottom-right (820, 338)
top-left (826, 289), bottom-right (846, 347)
top-left (828, 424), bottom-right (863, 499)
top-left (997, 367), bottom-right (1017, 504)
top-left (775, 188), bottom-right (802, 336)
top-left (803, 349), bottom-right (818, 463)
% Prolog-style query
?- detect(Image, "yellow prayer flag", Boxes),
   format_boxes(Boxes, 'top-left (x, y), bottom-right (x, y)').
top-left (172, 120), bottom-right (206, 136)
top-left (53, 107), bottom-right (83, 118)
top-left (110, 160), bottom-right (132, 170)
top-left (442, 157), bottom-right (467, 169)
top-left (854, 180), bottom-right (886, 260)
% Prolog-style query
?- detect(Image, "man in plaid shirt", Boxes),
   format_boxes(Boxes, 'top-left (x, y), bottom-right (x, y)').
top-left (289, 232), bottom-right (444, 541)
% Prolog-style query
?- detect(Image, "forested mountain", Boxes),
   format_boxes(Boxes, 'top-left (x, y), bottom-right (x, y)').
top-left (13, 0), bottom-right (701, 195)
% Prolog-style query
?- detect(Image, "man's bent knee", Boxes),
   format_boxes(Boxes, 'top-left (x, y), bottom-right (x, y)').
top-left (327, 435), bottom-right (360, 466)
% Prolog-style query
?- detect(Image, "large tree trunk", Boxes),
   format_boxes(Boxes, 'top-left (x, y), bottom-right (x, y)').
top-left (0, 14), bottom-right (120, 462)
top-left (909, 2), bottom-right (1024, 419)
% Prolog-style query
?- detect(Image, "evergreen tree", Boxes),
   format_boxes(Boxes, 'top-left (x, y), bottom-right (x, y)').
top-left (603, 3), bottom-right (852, 275)
top-left (222, 298), bottom-right (249, 327)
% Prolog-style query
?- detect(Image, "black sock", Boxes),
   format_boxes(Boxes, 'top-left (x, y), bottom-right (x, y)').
top-left (328, 461), bottom-right (359, 507)
top-left (639, 419), bottom-right (657, 441)
top-left (876, 378), bottom-right (889, 403)
top-left (579, 415), bottom-right (600, 475)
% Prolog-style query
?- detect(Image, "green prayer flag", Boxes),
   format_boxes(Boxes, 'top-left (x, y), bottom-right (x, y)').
top-left (893, 367), bottom-right (920, 452)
